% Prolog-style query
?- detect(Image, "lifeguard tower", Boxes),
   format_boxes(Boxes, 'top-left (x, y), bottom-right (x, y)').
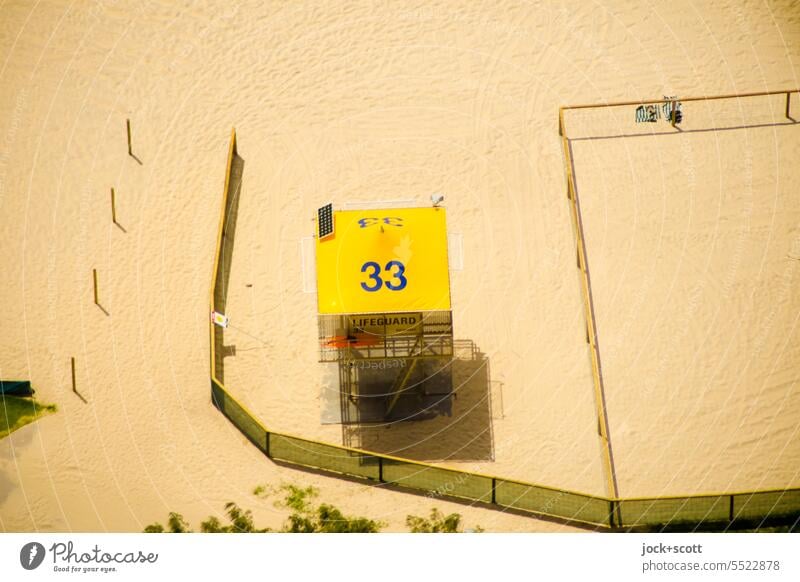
top-left (315, 203), bottom-right (454, 424)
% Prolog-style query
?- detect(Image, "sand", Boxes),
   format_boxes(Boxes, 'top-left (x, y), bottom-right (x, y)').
top-left (1, 0), bottom-right (798, 532)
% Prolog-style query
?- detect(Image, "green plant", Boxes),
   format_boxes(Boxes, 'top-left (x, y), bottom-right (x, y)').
top-left (201, 503), bottom-right (270, 533)
top-left (144, 512), bottom-right (191, 533)
top-left (273, 484), bottom-right (384, 532)
top-left (142, 485), bottom-right (483, 533)
top-left (144, 483), bottom-right (385, 533)
top-left (406, 508), bottom-right (483, 533)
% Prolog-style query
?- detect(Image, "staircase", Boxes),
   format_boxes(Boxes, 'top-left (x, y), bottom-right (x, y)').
top-left (384, 337), bottom-right (421, 417)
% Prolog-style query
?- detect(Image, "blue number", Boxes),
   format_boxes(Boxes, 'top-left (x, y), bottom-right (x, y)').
top-left (360, 261), bottom-right (382, 292)
top-left (358, 218), bottom-right (378, 228)
top-left (384, 260), bottom-right (407, 291)
top-left (360, 261), bottom-right (408, 291)
top-left (382, 217), bottom-right (403, 227)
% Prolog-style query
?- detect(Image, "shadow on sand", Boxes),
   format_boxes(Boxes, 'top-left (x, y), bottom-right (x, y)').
top-left (343, 343), bottom-right (496, 462)
top-left (212, 147), bottom-right (244, 384)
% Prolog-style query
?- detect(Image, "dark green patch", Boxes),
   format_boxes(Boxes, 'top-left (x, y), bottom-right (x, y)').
top-left (0, 395), bottom-right (57, 439)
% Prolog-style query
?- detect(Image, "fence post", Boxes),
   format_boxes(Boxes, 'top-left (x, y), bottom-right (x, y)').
top-left (378, 457), bottom-right (384, 483)
top-left (609, 500), bottom-right (617, 528)
top-left (491, 478), bottom-right (497, 504)
top-left (92, 269), bottom-right (99, 305)
top-left (786, 92), bottom-right (792, 120)
top-left (70, 357), bottom-right (77, 393)
top-left (265, 431), bottom-right (270, 458)
top-left (126, 119), bottom-right (132, 156)
top-left (110, 188), bottom-right (117, 224)
top-left (729, 494), bottom-right (735, 523)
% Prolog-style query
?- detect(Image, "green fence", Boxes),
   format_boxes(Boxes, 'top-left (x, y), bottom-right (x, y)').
top-left (210, 128), bottom-right (800, 531)
top-left (211, 374), bottom-right (800, 529)
top-left (496, 479), bottom-right (614, 527)
top-left (618, 495), bottom-right (731, 528)
top-left (211, 377), bottom-right (612, 528)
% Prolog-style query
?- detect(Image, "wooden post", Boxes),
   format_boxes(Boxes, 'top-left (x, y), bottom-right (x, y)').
top-left (110, 188), bottom-right (117, 224)
top-left (70, 357), bottom-right (77, 393)
top-left (92, 269), bottom-right (99, 305)
top-left (126, 119), bottom-right (132, 156)
top-left (786, 92), bottom-right (792, 120)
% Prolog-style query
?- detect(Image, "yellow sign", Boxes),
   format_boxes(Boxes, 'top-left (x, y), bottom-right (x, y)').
top-left (316, 208), bottom-right (451, 314)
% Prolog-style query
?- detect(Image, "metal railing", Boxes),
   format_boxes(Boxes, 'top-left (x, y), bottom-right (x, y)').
top-left (318, 312), bottom-right (454, 362)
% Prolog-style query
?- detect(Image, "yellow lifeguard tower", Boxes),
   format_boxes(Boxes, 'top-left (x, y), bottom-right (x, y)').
top-left (315, 204), bottom-right (454, 423)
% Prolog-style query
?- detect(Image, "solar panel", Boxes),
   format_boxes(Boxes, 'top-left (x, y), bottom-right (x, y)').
top-left (317, 203), bottom-right (334, 239)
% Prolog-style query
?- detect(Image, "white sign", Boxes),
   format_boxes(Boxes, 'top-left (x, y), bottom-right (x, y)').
top-left (211, 311), bottom-right (229, 328)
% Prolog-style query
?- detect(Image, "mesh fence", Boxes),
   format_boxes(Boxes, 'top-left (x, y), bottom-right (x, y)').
top-left (269, 433), bottom-right (381, 481)
top-left (618, 495), bottom-right (730, 528)
top-left (733, 489), bottom-right (800, 521)
top-left (211, 381), bottom-right (268, 455)
top-left (381, 459), bottom-right (493, 503)
top-left (496, 479), bottom-right (612, 526)
top-left (212, 368), bottom-right (800, 529)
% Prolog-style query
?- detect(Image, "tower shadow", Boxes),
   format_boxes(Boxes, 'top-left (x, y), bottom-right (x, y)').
top-left (342, 341), bottom-right (495, 462)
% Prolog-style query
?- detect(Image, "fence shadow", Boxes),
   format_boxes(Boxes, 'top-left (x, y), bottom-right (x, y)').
top-left (212, 144), bottom-right (244, 384)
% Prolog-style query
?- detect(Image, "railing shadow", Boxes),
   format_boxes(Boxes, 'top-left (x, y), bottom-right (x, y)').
top-left (568, 119), bottom-right (798, 142)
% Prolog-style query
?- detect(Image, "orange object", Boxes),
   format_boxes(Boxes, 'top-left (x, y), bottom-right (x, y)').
top-left (323, 334), bottom-right (381, 349)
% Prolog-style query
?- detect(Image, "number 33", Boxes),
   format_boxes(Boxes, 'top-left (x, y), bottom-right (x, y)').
top-left (360, 261), bottom-right (407, 292)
